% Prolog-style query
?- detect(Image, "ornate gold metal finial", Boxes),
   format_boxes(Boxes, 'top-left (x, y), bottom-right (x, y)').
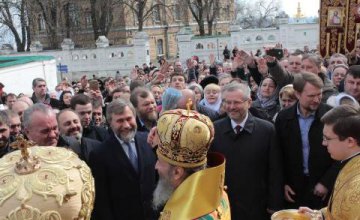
top-left (9, 135), bottom-right (40, 175)
top-left (186, 98), bottom-right (193, 116)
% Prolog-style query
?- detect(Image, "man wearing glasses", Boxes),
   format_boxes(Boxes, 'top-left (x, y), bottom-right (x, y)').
top-left (211, 82), bottom-right (283, 220)
top-left (298, 105), bottom-right (360, 219)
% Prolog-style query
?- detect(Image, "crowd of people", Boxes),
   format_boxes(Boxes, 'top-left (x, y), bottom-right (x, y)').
top-left (1, 40), bottom-right (360, 220)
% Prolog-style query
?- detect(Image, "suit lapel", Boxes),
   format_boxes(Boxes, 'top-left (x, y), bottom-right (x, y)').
top-left (109, 134), bottom-right (139, 180)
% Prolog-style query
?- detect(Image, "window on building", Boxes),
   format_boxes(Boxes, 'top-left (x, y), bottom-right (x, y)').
top-left (226, 5), bottom-right (230, 20)
top-left (38, 15), bottom-right (46, 31)
top-left (196, 43), bottom-right (204, 49)
top-left (153, 5), bottom-right (161, 22)
top-left (157, 39), bottom-right (164, 55)
top-left (174, 0), bottom-right (181, 21)
top-left (68, 3), bottom-right (80, 27)
top-left (133, 11), bottom-right (139, 26)
top-left (255, 35), bottom-right (263, 41)
top-left (85, 12), bottom-right (92, 28)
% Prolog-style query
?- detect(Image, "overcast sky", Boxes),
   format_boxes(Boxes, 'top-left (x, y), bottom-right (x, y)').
top-left (281, 0), bottom-right (320, 17)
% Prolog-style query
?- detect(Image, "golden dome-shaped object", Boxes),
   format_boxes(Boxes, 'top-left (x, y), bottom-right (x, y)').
top-left (271, 209), bottom-right (311, 220)
top-left (0, 135), bottom-right (94, 220)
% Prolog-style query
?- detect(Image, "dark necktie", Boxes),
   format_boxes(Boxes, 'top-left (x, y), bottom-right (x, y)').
top-left (235, 125), bottom-right (242, 135)
top-left (125, 141), bottom-right (138, 173)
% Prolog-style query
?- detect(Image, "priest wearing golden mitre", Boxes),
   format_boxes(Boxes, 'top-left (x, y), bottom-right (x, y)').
top-left (150, 109), bottom-right (231, 220)
top-left (294, 105), bottom-right (360, 220)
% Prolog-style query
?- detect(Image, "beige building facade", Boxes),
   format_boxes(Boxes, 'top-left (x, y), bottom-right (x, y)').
top-left (31, 0), bottom-right (235, 61)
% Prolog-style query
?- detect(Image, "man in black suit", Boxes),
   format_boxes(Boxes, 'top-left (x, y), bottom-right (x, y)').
top-left (211, 82), bottom-right (283, 220)
top-left (70, 94), bottom-right (108, 142)
top-left (57, 109), bottom-right (100, 164)
top-left (89, 99), bottom-right (157, 220)
top-left (275, 72), bottom-right (339, 209)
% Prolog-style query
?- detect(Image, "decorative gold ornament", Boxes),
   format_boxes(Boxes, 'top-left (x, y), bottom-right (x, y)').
top-left (271, 209), bottom-right (312, 220)
top-left (0, 147), bottom-right (95, 220)
top-left (9, 135), bottom-right (39, 175)
top-left (156, 109), bottom-right (214, 168)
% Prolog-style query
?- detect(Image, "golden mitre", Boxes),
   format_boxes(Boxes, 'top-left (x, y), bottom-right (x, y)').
top-left (156, 109), bottom-right (214, 168)
top-left (0, 136), bottom-right (94, 220)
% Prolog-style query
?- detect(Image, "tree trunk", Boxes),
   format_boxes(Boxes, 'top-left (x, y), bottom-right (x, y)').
top-left (64, 3), bottom-right (71, 38)
top-left (198, 20), bottom-right (205, 36)
top-left (90, 0), bottom-right (100, 40)
top-left (138, 16), bottom-right (143, 31)
top-left (207, 21), bottom-right (213, 35)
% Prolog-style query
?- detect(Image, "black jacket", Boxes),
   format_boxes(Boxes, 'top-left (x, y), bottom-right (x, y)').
top-left (82, 125), bottom-right (108, 142)
top-left (211, 114), bottom-right (283, 220)
top-left (275, 103), bottom-right (340, 206)
top-left (89, 132), bottom-right (157, 220)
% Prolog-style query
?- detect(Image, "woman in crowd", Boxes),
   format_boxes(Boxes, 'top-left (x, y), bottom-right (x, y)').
top-left (199, 83), bottom-right (222, 113)
top-left (251, 77), bottom-right (280, 121)
top-left (272, 84), bottom-right (298, 121)
top-left (59, 90), bottom-right (73, 110)
top-left (331, 64), bottom-right (348, 89)
top-left (327, 92), bottom-right (360, 107)
top-left (279, 84), bottom-right (297, 109)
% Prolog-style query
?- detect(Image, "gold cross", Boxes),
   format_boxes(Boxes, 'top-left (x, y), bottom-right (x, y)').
top-left (10, 135), bottom-right (36, 160)
top-left (186, 98), bottom-right (193, 116)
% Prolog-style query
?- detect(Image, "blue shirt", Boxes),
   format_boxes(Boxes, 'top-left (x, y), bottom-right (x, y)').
top-left (297, 105), bottom-right (315, 175)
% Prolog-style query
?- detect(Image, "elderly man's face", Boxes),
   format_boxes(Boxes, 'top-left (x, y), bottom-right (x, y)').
top-left (153, 157), bottom-right (176, 210)
top-left (25, 111), bottom-right (59, 146)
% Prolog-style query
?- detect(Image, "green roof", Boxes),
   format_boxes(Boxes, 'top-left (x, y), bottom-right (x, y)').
top-left (0, 56), bottom-right (54, 68)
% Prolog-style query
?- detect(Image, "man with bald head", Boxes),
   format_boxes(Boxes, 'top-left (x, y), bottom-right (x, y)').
top-left (17, 96), bottom-right (34, 106)
top-left (177, 89), bottom-right (220, 121)
top-left (12, 100), bottom-right (30, 121)
top-left (23, 103), bottom-right (80, 154)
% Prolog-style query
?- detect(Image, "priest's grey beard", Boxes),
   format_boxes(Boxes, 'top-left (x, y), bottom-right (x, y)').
top-left (152, 175), bottom-right (175, 210)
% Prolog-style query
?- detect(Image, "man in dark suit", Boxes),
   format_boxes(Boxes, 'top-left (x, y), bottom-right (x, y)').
top-left (89, 99), bottom-right (157, 220)
top-left (56, 109), bottom-right (100, 164)
top-left (275, 72), bottom-right (339, 209)
top-left (210, 82), bottom-right (283, 220)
